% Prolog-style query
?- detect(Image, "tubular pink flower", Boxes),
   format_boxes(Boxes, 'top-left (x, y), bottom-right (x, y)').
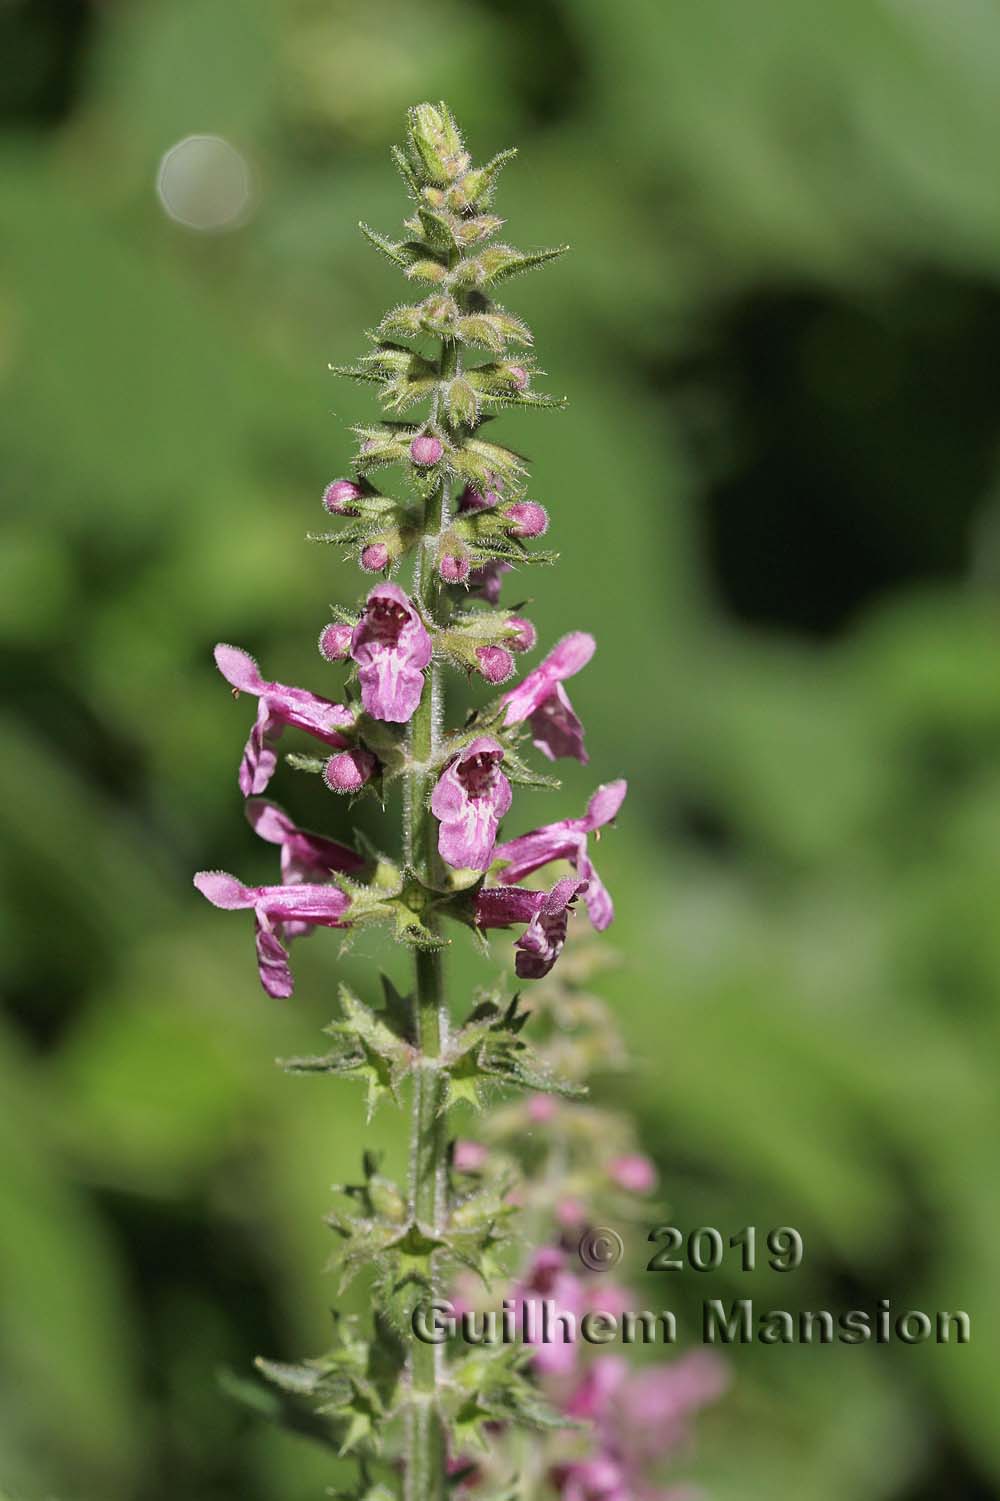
top-left (492, 780), bottom-right (626, 931)
top-left (350, 581), bottom-right (432, 723)
top-left (323, 748), bottom-right (377, 793)
top-left (512, 1247), bottom-right (586, 1376)
top-left (246, 797), bottom-right (363, 937)
top-left (246, 798), bottom-right (363, 882)
top-left (475, 875), bottom-right (586, 979)
top-left (613, 1352), bottom-right (730, 1467)
top-left (501, 631), bottom-right (595, 763)
top-left (193, 871), bottom-right (351, 998)
top-left (430, 736), bottom-right (512, 871)
top-left (556, 1351), bottom-right (728, 1498)
top-left (214, 644), bottom-right (355, 796)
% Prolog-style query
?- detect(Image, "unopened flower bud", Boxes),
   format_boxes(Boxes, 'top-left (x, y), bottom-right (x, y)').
top-left (507, 365), bottom-right (530, 391)
top-left (458, 484), bottom-right (499, 513)
top-left (527, 1094), bottom-right (557, 1124)
top-left (323, 479), bottom-right (362, 515)
top-left (410, 433), bottom-right (443, 466)
top-left (505, 501), bottom-right (549, 538)
top-left (608, 1154), bottom-right (658, 1194)
top-left (318, 622), bottom-right (353, 661)
top-left (360, 542), bottom-right (390, 573)
top-left (476, 645), bottom-right (515, 684)
top-left (507, 616), bottom-right (537, 652)
top-left (323, 748), bottom-right (377, 794)
top-left (453, 1139), bottom-right (488, 1173)
top-left (556, 1196), bottom-right (587, 1229)
top-left (440, 553), bottom-right (470, 584)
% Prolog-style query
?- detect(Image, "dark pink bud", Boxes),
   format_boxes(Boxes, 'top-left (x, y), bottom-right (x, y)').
top-left (507, 616), bottom-right (537, 653)
top-left (555, 1196), bottom-right (587, 1229)
top-left (453, 1139), bottom-right (488, 1173)
top-left (609, 1154), bottom-right (658, 1194)
top-left (527, 1093), bottom-right (557, 1123)
top-left (410, 434), bottom-right (443, 466)
top-left (508, 365), bottom-right (530, 391)
top-left (476, 645), bottom-right (515, 685)
top-left (323, 748), bottom-right (376, 794)
top-left (458, 485), bottom-right (493, 513)
top-left (505, 501), bottom-right (549, 539)
top-left (439, 553), bottom-right (470, 584)
top-left (318, 622), bottom-right (353, 662)
top-left (323, 479), bottom-right (362, 515)
top-left (360, 543), bottom-right (390, 573)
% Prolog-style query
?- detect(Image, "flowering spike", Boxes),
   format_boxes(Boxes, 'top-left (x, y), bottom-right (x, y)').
top-left (186, 106), bottom-right (717, 1501)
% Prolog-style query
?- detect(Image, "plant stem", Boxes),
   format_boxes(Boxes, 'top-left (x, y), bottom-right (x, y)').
top-left (404, 327), bottom-right (460, 1500)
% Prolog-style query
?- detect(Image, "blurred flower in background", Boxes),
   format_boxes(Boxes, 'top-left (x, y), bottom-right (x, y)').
top-left (2, 0), bottom-right (1000, 1498)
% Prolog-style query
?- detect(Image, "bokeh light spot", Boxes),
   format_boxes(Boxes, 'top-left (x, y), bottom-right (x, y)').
top-left (156, 134), bottom-right (252, 232)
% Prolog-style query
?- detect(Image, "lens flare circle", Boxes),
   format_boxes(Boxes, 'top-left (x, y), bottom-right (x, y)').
top-left (156, 134), bottom-right (252, 232)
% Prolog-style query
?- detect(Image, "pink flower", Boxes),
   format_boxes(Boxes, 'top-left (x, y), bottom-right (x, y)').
top-left (527, 1093), bottom-right (558, 1124)
top-left (410, 433), bottom-right (443, 466)
top-left (555, 1455), bottom-right (630, 1501)
top-left (214, 644), bottom-right (355, 796)
top-left (615, 1353), bottom-right (729, 1466)
top-left (493, 780), bottom-right (626, 931)
top-left (360, 542), bottom-right (390, 573)
top-left (193, 871), bottom-right (351, 998)
top-left (350, 582), bottom-right (432, 723)
top-left (323, 748), bottom-right (377, 793)
top-left (430, 736), bottom-right (512, 871)
top-left (512, 1247), bottom-right (586, 1376)
top-left (475, 876), bottom-right (586, 979)
top-left (245, 798), bottom-right (362, 883)
top-left (501, 632), bottom-right (595, 763)
top-left (608, 1154), bottom-right (657, 1194)
top-left (245, 798), bottom-right (363, 938)
top-left (571, 1352), bottom-right (727, 1468)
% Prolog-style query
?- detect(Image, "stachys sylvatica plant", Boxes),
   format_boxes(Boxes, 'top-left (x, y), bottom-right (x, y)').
top-left (195, 104), bottom-right (718, 1501)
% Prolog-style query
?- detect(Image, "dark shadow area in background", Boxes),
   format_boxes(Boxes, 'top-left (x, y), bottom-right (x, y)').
top-left (0, 0), bottom-right (94, 126)
top-left (664, 274), bottom-right (1000, 637)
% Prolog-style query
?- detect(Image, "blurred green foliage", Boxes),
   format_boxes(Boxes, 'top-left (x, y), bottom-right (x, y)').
top-left (2, 0), bottom-right (1000, 1498)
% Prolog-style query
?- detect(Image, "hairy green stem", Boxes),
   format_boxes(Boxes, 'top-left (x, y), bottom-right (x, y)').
top-left (404, 326), bottom-right (460, 1501)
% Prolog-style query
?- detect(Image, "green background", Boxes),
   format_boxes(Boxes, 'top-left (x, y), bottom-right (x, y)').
top-left (2, 1), bottom-right (999, 1497)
